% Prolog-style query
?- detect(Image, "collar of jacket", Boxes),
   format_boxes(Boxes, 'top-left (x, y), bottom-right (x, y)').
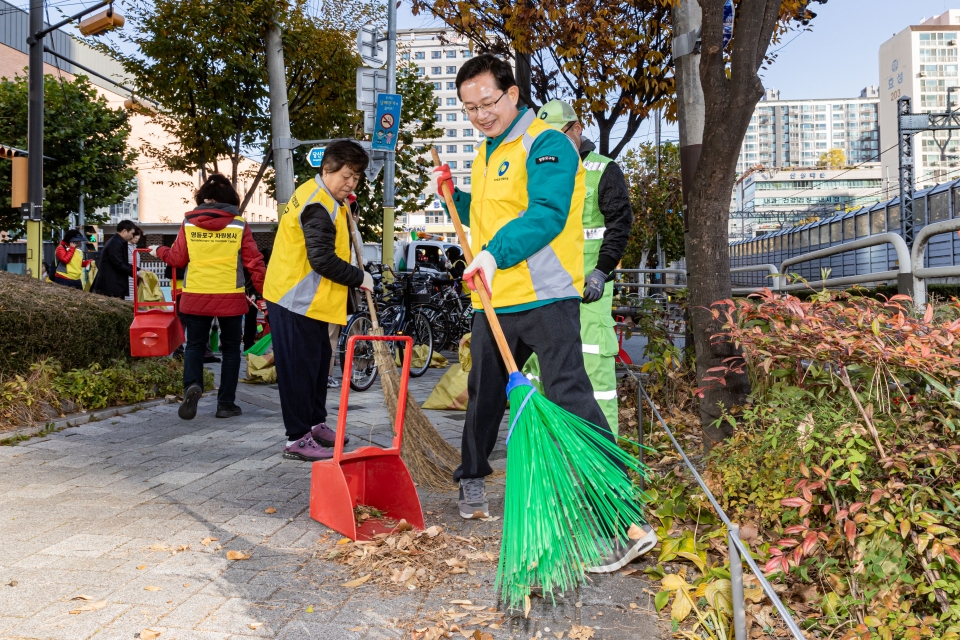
top-left (578, 138), bottom-right (597, 159)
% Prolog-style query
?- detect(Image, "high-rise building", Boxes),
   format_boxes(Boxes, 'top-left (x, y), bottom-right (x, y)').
top-left (397, 28), bottom-right (480, 239)
top-left (734, 88), bottom-right (880, 176)
top-left (879, 10), bottom-right (960, 191)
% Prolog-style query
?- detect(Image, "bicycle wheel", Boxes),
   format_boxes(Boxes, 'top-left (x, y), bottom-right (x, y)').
top-left (419, 303), bottom-right (449, 352)
top-left (341, 313), bottom-right (379, 392)
top-left (402, 310), bottom-right (434, 378)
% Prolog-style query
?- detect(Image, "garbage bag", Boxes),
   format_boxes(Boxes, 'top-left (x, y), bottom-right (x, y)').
top-left (244, 352), bottom-right (276, 384)
top-left (399, 344), bottom-right (449, 370)
top-left (423, 333), bottom-right (472, 410)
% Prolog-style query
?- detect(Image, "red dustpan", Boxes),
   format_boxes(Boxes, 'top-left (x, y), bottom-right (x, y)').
top-left (310, 334), bottom-right (425, 540)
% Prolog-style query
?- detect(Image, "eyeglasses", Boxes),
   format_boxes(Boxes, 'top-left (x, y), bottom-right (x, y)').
top-left (461, 92), bottom-right (506, 117)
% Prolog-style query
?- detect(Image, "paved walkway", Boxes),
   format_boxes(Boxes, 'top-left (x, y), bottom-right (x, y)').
top-left (0, 353), bottom-right (666, 640)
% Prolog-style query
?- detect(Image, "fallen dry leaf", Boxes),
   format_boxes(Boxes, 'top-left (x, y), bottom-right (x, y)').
top-left (70, 595), bottom-right (93, 601)
top-left (460, 605), bottom-right (486, 611)
top-left (226, 551), bottom-right (250, 561)
top-left (136, 565), bottom-right (147, 570)
top-left (248, 622), bottom-right (263, 630)
top-left (68, 600), bottom-right (108, 614)
top-left (524, 595), bottom-right (531, 618)
top-left (449, 599), bottom-right (473, 605)
top-left (200, 537), bottom-right (218, 546)
top-left (620, 568), bottom-right (638, 576)
top-left (341, 574), bottom-right (371, 588)
top-left (627, 524), bottom-right (645, 540)
top-left (140, 629), bottom-right (161, 640)
top-left (337, 538), bottom-right (351, 545)
top-left (568, 625), bottom-right (595, 640)
top-left (183, 584), bottom-right (190, 588)
top-left (148, 544), bottom-right (171, 552)
top-left (347, 626), bottom-right (363, 632)
top-left (629, 602), bottom-right (638, 609)
top-left (425, 525), bottom-right (442, 537)
top-left (395, 519), bottom-right (413, 532)
top-left (554, 633), bottom-right (565, 639)
top-left (264, 507), bottom-right (277, 514)
top-left (144, 586), bottom-right (162, 592)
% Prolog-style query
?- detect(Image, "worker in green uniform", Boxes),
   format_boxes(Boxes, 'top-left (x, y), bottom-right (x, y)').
top-left (522, 100), bottom-right (634, 435)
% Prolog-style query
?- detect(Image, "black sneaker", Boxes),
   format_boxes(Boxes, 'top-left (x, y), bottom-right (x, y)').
top-left (458, 478), bottom-right (489, 519)
top-left (204, 354), bottom-right (222, 363)
top-left (216, 403), bottom-right (242, 418)
top-left (178, 384), bottom-right (203, 420)
top-left (587, 524), bottom-right (657, 573)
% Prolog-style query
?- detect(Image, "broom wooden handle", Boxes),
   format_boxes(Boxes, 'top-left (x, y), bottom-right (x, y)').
top-left (431, 148), bottom-right (519, 373)
top-left (345, 205), bottom-right (381, 330)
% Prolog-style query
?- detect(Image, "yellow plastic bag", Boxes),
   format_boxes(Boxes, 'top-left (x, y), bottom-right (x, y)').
top-left (82, 261), bottom-right (98, 292)
top-left (423, 333), bottom-right (471, 410)
top-left (399, 345), bottom-right (449, 370)
top-left (244, 352), bottom-right (277, 384)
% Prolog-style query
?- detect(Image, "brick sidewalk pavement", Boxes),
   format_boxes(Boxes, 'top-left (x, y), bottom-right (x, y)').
top-left (0, 356), bottom-right (666, 640)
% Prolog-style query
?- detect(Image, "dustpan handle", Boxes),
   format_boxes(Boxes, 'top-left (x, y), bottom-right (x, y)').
top-left (345, 204), bottom-right (381, 329)
top-left (431, 148), bottom-right (519, 374)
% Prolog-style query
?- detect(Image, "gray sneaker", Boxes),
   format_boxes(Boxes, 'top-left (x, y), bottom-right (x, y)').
top-left (587, 524), bottom-right (657, 573)
top-left (458, 478), bottom-right (489, 519)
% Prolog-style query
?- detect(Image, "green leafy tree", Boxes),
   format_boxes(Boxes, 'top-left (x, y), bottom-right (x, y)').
top-left (102, 0), bottom-right (275, 186)
top-left (0, 73), bottom-right (136, 233)
top-left (620, 141), bottom-right (684, 269)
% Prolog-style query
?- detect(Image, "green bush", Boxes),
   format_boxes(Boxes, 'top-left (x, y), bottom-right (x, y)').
top-left (0, 271), bottom-right (133, 374)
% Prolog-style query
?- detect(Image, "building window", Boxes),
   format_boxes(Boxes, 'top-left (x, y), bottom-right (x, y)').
top-left (464, 160), bottom-right (473, 169)
top-left (432, 82), bottom-right (441, 90)
top-left (447, 145), bottom-right (457, 153)
top-left (415, 52), bottom-right (425, 60)
top-left (463, 112), bottom-right (470, 121)
top-left (446, 82), bottom-right (456, 90)
top-left (431, 51), bottom-right (441, 59)
top-left (446, 50), bottom-right (457, 58)
top-left (451, 176), bottom-right (458, 185)
top-left (463, 144), bottom-right (474, 153)
top-left (464, 176), bottom-right (471, 185)
top-left (434, 114), bottom-right (442, 121)
top-left (463, 128), bottom-right (474, 137)
top-left (448, 161), bottom-right (457, 169)
top-left (434, 98), bottom-right (441, 105)
top-left (431, 66), bottom-right (441, 74)
top-left (462, 50), bottom-right (473, 58)
top-left (401, 52), bottom-right (410, 61)
top-left (446, 97), bottom-right (457, 106)
top-left (446, 113), bottom-right (457, 121)
top-left (416, 67), bottom-right (424, 76)
top-left (446, 66), bottom-right (457, 74)
top-left (447, 129), bottom-right (457, 137)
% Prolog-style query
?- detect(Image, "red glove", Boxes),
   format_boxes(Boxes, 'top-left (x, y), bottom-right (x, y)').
top-left (257, 299), bottom-right (268, 313)
top-left (433, 165), bottom-right (454, 199)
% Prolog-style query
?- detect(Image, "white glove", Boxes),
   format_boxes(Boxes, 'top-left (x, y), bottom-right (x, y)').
top-left (360, 271), bottom-right (374, 292)
top-left (463, 250), bottom-right (496, 297)
top-left (147, 245), bottom-right (159, 258)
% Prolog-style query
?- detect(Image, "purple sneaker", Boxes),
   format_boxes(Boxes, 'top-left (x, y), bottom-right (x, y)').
top-left (311, 422), bottom-right (349, 448)
top-left (282, 434), bottom-right (333, 461)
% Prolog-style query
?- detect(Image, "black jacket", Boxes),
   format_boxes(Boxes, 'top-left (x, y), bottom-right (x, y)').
top-left (301, 202), bottom-right (365, 288)
top-left (92, 234), bottom-right (134, 299)
top-left (579, 139), bottom-right (634, 276)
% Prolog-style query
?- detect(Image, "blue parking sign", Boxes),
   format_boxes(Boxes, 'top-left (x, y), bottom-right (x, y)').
top-left (308, 147), bottom-right (325, 168)
top-left (371, 93), bottom-right (402, 152)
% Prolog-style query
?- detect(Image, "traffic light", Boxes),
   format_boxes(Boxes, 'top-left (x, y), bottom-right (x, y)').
top-left (0, 145), bottom-right (17, 159)
top-left (11, 156), bottom-right (26, 208)
top-left (78, 8), bottom-right (124, 36)
top-left (84, 226), bottom-right (98, 251)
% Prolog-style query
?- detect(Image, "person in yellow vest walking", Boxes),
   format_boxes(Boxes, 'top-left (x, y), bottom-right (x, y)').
top-left (54, 229), bottom-right (90, 289)
top-left (151, 174), bottom-right (266, 421)
top-left (263, 140), bottom-right (374, 462)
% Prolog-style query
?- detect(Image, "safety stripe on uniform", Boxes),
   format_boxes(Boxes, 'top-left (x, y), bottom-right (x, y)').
top-left (276, 271), bottom-right (323, 315)
top-left (584, 227), bottom-right (606, 240)
top-left (582, 343), bottom-right (601, 354)
top-left (527, 243), bottom-right (579, 302)
top-left (525, 374), bottom-right (541, 382)
top-left (594, 390), bottom-right (617, 401)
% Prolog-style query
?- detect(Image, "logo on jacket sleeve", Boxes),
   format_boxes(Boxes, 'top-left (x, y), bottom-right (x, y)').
top-left (497, 161), bottom-right (510, 176)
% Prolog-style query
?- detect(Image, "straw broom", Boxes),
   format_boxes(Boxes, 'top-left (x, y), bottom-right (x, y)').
top-left (345, 210), bottom-right (460, 490)
top-left (431, 149), bottom-right (651, 611)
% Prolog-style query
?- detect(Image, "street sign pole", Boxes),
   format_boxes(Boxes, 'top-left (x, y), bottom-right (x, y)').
top-left (267, 16), bottom-right (295, 215)
top-left (25, 0), bottom-right (44, 279)
top-left (382, 0), bottom-right (398, 274)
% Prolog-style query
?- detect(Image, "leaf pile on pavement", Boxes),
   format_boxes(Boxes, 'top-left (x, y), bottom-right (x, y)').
top-left (322, 525), bottom-right (499, 591)
top-left (409, 605), bottom-right (505, 639)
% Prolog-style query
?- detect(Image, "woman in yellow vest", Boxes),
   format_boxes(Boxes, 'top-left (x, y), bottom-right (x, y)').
top-left (54, 229), bottom-right (89, 289)
top-left (263, 140), bottom-right (374, 461)
top-left (151, 174), bottom-right (266, 421)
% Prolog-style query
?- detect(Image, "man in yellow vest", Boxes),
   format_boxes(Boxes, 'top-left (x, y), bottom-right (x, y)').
top-left (54, 229), bottom-right (90, 289)
top-left (263, 140), bottom-right (374, 462)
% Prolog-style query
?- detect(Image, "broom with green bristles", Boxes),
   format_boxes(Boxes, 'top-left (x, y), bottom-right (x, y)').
top-left (431, 149), bottom-right (652, 611)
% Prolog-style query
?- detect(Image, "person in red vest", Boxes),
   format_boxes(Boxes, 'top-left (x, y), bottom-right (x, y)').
top-left (54, 229), bottom-right (91, 289)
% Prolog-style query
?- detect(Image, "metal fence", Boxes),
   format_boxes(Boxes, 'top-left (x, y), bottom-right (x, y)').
top-left (620, 363), bottom-right (806, 640)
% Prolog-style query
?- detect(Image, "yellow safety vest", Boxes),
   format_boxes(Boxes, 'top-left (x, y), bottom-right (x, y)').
top-left (263, 177), bottom-right (351, 324)
top-left (56, 247), bottom-right (83, 280)
top-left (181, 215), bottom-right (246, 294)
top-left (469, 110), bottom-right (586, 309)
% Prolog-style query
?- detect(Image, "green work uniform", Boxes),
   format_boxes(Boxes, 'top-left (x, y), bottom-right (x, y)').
top-left (522, 151), bottom-right (620, 433)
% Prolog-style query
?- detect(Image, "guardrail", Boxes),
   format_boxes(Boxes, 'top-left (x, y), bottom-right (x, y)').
top-left (731, 264), bottom-right (779, 295)
top-left (614, 268), bottom-right (687, 290)
top-left (911, 218), bottom-right (960, 309)
top-left (619, 363), bottom-right (806, 640)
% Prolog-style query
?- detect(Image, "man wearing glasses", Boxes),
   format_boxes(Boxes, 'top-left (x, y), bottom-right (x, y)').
top-left (433, 55), bottom-right (635, 569)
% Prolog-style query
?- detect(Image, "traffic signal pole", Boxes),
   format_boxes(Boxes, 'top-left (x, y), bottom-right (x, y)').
top-left (267, 18), bottom-right (295, 214)
top-left (381, 0), bottom-right (398, 273)
top-left (25, 0), bottom-right (44, 279)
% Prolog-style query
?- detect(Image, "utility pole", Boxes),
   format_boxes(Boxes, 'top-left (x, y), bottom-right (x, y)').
top-left (78, 140), bottom-right (85, 253)
top-left (25, 0), bottom-right (44, 279)
top-left (267, 16), bottom-right (295, 213)
top-left (672, 0), bottom-right (704, 221)
top-left (381, 0), bottom-right (398, 273)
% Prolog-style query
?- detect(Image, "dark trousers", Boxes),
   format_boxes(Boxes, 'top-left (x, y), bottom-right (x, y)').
top-left (54, 277), bottom-right (82, 289)
top-left (243, 304), bottom-right (259, 352)
top-left (266, 301), bottom-right (332, 440)
top-left (182, 313), bottom-right (242, 406)
top-left (456, 298), bottom-right (616, 480)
